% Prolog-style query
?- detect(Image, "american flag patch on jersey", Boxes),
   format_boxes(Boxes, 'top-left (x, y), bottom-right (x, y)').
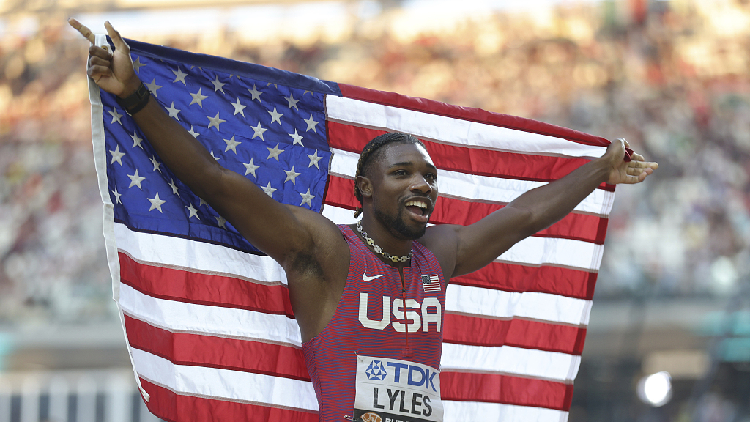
top-left (421, 274), bottom-right (441, 293)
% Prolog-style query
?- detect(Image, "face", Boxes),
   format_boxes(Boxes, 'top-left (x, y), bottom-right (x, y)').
top-left (364, 142), bottom-right (439, 240)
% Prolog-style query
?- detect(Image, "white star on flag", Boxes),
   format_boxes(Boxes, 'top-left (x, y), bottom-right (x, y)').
top-left (111, 189), bottom-right (122, 204)
top-left (300, 188), bottom-right (315, 206)
top-left (232, 97), bottom-right (246, 117)
top-left (132, 57), bottom-right (145, 73)
top-left (207, 112), bottom-right (226, 131)
top-left (284, 166), bottom-right (301, 184)
top-left (186, 203), bottom-right (199, 220)
top-left (145, 78), bottom-right (162, 97)
top-left (266, 144), bottom-right (284, 160)
top-left (211, 75), bottom-right (225, 93)
top-left (261, 181), bottom-right (276, 197)
top-left (168, 178), bottom-right (179, 196)
top-left (243, 159), bottom-right (259, 177)
top-left (308, 150), bottom-right (322, 169)
top-left (109, 108), bottom-right (123, 125)
top-left (109, 145), bottom-right (125, 165)
top-left (285, 94), bottom-right (299, 109)
top-left (268, 108), bottom-right (283, 125)
top-left (251, 122), bottom-right (267, 140)
top-left (127, 169), bottom-right (146, 189)
top-left (304, 114), bottom-right (318, 132)
top-left (149, 155), bottom-right (162, 172)
top-left (130, 132), bottom-right (144, 149)
top-left (224, 136), bottom-right (241, 154)
top-left (172, 67), bottom-right (187, 84)
top-left (148, 192), bottom-right (166, 212)
top-left (189, 88), bottom-right (208, 107)
top-left (289, 128), bottom-right (304, 146)
top-left (166, 102), bottom-right (181, 120)
top-left (248, 84), bottom-right (262, 102)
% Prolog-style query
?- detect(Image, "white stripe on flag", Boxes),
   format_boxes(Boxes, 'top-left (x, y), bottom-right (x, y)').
top-left (326, 96), bottom-right (605, 159)
top-left (445, 285), bottom-right (592, 326)
top-left (330, 149), bottom-right (615, 216)
top-left (440, 343), bottom-right (581, 382)
top-left (114, 223), bottom-right (287, 285)
top-left (119, 284), bottom-right (303, 347)
top-left (322, 204), bottom-right (357, 225)
top-left (498, 235), bottom-right (604, 271)
top-left (131, 348), bottom-right (318, 411)
top-left (442, 400), bottom-right (569, 422)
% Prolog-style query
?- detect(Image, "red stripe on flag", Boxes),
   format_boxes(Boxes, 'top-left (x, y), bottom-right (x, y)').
top-left (443, 314), bottom-right (587, 355)
top-left (125, 315), bottom-right (311, 381)
top-left (338, 83), bottom-right (610, 148)
top-left (324, 176), bottom-right (608, 245)
top-left (440, 371), bottom-right (575, 411)
top-left (139, 378), bottom-right (318, 422)
top-left (119, 252), bottom-right (295, 317)
top-left (454, 261), bottom-right (598, 300)
top-left (327, 121), bottom-right (614, 191)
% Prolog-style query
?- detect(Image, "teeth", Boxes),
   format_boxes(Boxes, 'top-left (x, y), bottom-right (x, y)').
top-left (405, 200), bottom-right (427, 209)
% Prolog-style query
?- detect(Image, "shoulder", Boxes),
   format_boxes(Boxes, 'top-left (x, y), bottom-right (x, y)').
top-left (417, 224), bottom-right (460, 281)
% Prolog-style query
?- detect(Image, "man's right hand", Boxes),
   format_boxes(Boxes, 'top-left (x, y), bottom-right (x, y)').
top-left (68, 19), bottom-right (141, 98)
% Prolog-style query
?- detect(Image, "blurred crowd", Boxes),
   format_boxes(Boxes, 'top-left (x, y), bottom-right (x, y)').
top-left (1, 0), bottom-right (750, 325)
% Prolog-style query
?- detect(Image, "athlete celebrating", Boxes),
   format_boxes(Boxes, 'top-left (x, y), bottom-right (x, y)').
top-left (70, 19), bottom-right (657, 422)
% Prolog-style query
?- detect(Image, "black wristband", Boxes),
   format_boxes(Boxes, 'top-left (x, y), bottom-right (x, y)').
top-left (116, 82), bottom-right (150, 115)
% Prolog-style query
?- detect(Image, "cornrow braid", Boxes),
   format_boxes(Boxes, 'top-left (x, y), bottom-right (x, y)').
top-left (353, 132), bottom-right (424, 218)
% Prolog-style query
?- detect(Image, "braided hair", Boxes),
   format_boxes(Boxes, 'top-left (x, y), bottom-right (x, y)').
top-left (353, 132), bottom-right (425, 218)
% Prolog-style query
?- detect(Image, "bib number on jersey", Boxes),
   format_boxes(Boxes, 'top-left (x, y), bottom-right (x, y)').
top-left (353, 355), bottom-right (443, 422)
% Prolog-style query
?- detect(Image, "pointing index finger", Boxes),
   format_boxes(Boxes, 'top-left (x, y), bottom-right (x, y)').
top-left (68, 18), bottom-right (95, 44)
top-left (104, 21), bottom-right (129, 52)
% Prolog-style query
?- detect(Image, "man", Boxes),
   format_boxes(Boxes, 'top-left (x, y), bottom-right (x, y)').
top-left (71, 19), bottom-right (657, 422)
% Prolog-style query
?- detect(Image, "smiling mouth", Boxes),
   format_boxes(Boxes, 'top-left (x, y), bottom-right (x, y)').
top-left (404, 198), bottom-right (431, 220)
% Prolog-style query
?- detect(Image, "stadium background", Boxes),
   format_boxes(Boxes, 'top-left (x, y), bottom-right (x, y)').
top-left (1, 0), bottom-right (749, 420)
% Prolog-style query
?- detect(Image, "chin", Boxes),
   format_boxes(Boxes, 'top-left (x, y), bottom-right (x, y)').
top-left (376, 209), bottom-right (427, 240)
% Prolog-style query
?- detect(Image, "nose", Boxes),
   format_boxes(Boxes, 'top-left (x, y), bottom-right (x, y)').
top-left (410, 174), bottom-right (432, 195)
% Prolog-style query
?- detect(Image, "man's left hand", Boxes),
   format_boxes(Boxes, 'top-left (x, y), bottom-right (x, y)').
top-left (604, 138), bottom-right (658, 185)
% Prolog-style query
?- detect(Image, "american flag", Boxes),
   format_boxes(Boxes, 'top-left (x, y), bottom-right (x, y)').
top-left (422, 274), bottom-right (442, 293)
top-left (89, 34), bottom-right (614, 422)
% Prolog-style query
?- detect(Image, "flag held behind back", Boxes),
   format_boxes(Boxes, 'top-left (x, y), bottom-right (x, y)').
top-left (88, 34), bottom-right (614, 422)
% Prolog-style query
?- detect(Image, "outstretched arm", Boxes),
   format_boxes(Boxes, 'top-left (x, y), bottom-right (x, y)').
top-left (433, 138), bottom-right (657, 278)
top-left (69, 19), bottom-right (329, 267)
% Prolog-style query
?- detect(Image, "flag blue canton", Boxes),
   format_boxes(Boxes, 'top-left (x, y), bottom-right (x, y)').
top-left (103, 41), bottom-right (335, 254)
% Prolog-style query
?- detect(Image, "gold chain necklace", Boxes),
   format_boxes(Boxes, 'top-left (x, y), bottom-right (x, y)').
top-left (356, 221), bottom-right (412, 263)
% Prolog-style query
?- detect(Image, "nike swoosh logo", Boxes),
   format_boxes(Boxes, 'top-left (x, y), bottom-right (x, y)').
top-left (362, 274), bottom-right (383, 282)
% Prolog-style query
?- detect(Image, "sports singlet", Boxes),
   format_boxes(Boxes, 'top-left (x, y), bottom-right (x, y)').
top-left (302, 225), bottom-right (447, 422)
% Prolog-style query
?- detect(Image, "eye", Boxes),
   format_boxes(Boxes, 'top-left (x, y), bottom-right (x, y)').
top-left (393, 169), bottom-right (408, 176)
top-left (425, 172), bottom-right (437, 182)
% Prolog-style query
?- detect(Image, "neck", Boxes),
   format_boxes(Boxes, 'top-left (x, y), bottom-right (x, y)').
top-left (355, 217), bottom-right (413, 264)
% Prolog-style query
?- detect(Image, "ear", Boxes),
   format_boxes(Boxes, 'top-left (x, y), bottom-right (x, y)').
top-left (356, 175), bottom-right (373, 198)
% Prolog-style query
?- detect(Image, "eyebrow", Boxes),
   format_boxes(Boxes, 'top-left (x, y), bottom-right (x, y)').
top-left (389, 161), bottom-right (438, 171)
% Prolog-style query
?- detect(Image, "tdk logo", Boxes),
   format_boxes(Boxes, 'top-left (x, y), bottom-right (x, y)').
top-left (364, 359), bottom-right (438, 393)
top-left (365, 360), bottom-right (388, 381)
top-left (387, 362), bottom-right (438, 392)
top-left (358, 293), bottom-right (442, 333)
